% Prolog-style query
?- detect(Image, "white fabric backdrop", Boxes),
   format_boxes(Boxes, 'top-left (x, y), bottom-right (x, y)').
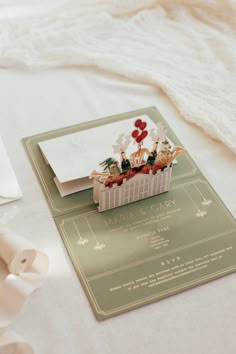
top-left (0, 1), bottom-right (236, 353)
top-left (0, 67), bottom-right (236, 354)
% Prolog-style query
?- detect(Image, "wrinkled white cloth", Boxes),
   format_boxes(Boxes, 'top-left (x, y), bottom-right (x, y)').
top-left (0, 0), bottom-right (236, 154)
top-left (0, 226), bottom-right (48, 354)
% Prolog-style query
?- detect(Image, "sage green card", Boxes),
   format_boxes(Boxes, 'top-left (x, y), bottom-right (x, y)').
top-left (24, 106), bottom-right (236, 320)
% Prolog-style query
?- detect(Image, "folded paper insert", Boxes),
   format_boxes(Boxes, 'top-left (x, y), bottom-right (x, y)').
top-left (90, 118), bottom-right (186, 212)
top-left (38, 115), bottom-right (169, 197)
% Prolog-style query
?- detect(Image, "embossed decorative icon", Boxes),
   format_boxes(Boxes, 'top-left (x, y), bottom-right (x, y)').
top-left (194, 184), bottom-right (213, 206)
top-left (184, 188), bottom-right (207, 217)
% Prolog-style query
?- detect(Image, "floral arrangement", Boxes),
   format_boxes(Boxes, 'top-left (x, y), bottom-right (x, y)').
top-left (90, 118), bottom-right (186, 188)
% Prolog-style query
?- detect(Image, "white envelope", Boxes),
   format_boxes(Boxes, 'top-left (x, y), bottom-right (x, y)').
top-left (0, 137), bottom-right (22, 205)
top-left (38, 115), bottom-right (160, 197)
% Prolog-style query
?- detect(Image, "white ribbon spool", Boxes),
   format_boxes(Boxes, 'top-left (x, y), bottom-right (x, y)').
top-left (0, 226), bottom-right (48, 354)
top-left (0, 330), bottom-right (33, 354)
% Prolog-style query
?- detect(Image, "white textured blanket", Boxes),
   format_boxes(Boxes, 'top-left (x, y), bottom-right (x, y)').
top-left (0, 0), bottom-right (235, 154)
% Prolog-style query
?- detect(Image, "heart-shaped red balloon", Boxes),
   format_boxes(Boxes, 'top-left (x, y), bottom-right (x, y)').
top-left (132, 129), bottom-right (139, 138)
top-left (140, 130), bottom-right (148, 140)
top-left (139, 122), bottom-right (147, 131)
top-left (136, 134), bottom-right (143, 143)
top-left (135, 119), bottom-right (142, 128)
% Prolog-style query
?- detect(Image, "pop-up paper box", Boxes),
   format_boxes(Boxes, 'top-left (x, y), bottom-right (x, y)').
top-left (90, 119), bottom-right (185, 212)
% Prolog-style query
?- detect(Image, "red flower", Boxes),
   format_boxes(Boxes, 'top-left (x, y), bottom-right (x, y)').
top-left (125, 169), bottom-right (136, 179)
top-left (116, 175), bottom-right (125, 185)
top-left (141, 165), bottom-right (151, 174)
top-left (152, 162), bottom-right (163, 174)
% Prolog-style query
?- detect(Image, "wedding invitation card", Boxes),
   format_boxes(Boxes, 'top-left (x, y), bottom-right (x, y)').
top-left (23, 106), bottom-right (236, 320)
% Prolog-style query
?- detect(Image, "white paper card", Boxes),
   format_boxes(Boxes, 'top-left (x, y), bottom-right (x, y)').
top-left (0, 137), bottom-right (22, 205)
